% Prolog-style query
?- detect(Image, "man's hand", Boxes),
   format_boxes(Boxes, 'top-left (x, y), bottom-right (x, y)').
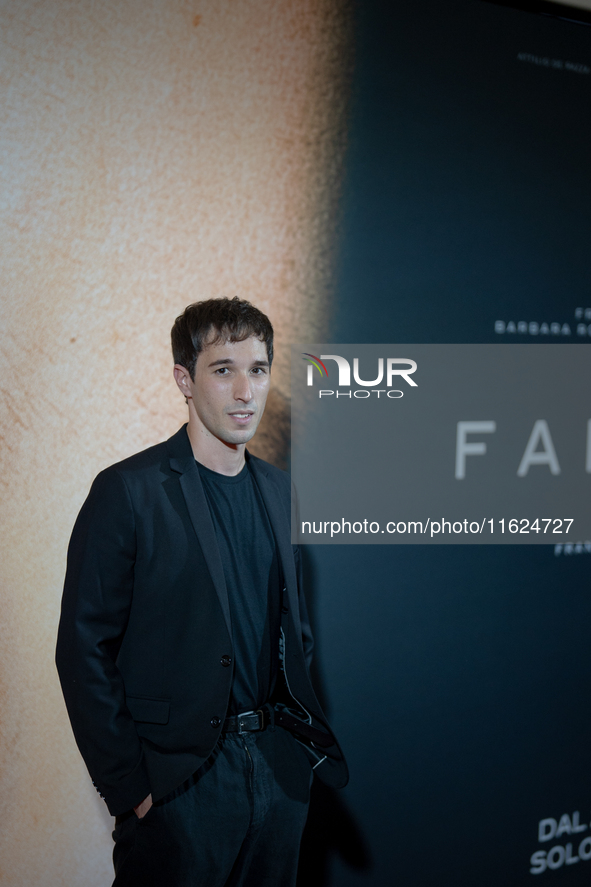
top-left (133, 793), bottom-right (153, 819)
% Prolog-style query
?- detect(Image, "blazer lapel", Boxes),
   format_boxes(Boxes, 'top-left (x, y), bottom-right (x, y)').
top-left (167, 426), bottom-right (232, 641)
top-left (248, 456), bottom-right (304, 654)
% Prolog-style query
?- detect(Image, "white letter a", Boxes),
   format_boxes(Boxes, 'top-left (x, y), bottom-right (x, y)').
top-left (517, 420), bottom-right (560, 476)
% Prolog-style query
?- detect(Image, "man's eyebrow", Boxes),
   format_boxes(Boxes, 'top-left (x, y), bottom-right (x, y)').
top-left (207, 358), bottom-right (270, 368)
top-left (207, 358), bottom-right (234, 367)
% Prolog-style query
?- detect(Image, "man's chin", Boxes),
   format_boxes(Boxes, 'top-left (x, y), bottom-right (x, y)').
top-left (220, 426), bottom-right (259, 447)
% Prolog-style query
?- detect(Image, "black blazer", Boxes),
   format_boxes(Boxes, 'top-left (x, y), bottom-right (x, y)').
top-left (56, 425), bottom-right (347, 815)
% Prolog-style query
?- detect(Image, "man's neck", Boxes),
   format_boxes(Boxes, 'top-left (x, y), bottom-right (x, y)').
top-left (186, 416), bottom-right (246, 476)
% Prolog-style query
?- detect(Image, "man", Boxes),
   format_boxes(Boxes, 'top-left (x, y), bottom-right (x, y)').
top-left (56, 297), bottom-right (347, 887)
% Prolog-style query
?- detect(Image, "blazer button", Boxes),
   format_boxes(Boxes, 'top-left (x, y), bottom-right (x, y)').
top-left (210, 716), bottom-right (221, 728)
top-left (220, 655), bottom-right (232, 667)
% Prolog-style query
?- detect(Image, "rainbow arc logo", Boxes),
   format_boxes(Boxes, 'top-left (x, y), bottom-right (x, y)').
top-left (302, 353), bottom-right (329, 385)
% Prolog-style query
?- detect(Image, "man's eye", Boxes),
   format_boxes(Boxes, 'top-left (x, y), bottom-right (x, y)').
top-left (216, 367), bottom-right (229, 375)
top-left (252, 367), bottom-right (267, 374)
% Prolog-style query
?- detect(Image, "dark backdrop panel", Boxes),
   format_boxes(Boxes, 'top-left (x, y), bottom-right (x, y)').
top-left (333, 0), bottom-right (591, 345)
top-left (298, 2), bottom-right (591, 885)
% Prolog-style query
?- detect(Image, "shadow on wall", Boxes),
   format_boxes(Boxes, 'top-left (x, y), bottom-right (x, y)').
top-left (297, 546), bottom-right (372, 885)
top-left (298, 780), bottom-right (372, 886)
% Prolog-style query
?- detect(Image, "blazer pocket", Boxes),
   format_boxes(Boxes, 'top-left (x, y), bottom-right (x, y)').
top-left (126, 695), bottom-right (170, 725)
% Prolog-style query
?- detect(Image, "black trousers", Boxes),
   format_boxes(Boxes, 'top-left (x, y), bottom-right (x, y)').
top-left (112, 726), bottom-right (313, 887)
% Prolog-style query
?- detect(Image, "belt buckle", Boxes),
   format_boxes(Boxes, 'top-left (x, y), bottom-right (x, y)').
top-left (237, 710), bottom-right (256, 734)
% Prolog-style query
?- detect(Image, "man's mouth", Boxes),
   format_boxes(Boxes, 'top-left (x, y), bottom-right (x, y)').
top-left (228, 411), bottom-right (254, 421)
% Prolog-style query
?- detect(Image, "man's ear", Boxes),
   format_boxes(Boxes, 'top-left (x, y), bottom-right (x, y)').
top-left (173, 364), bottom-right (192, 400)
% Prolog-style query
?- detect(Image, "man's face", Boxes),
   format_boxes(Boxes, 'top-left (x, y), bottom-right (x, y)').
top-left (180, 334), bottom-right (271, 447)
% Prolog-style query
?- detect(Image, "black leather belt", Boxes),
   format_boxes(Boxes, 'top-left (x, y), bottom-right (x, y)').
top-left (223, 708), bottom-right (271, 734)
top-left (222, 705), bottom-right (335, 749)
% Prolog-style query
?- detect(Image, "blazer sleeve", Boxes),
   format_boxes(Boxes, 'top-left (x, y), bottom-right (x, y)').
top-left (288, 475), bottom-right (314, 668)
top-left (56, 468), bottom-right (151, 816)
top-left (293, 543), bottom-right (314, 670)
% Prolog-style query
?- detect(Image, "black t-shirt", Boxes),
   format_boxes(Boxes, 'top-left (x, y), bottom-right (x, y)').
top-left (197, 459), bottom-right (281, 715)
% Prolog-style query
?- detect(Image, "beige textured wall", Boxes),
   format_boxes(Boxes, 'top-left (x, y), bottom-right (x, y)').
top-left (0, 1), bottom-right (351, 882)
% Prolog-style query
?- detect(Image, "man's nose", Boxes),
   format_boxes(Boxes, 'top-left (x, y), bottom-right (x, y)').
top-left (234, 374), bottom-right (253, 402)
